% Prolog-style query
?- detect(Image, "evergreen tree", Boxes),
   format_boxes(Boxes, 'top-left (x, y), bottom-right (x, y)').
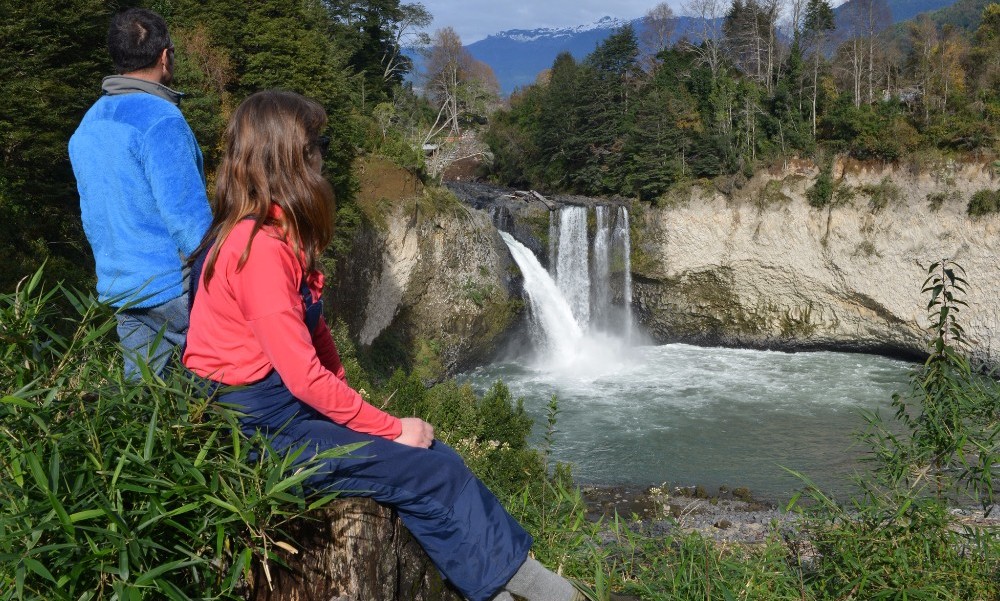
top-left (0, 0), bottom-right (110, 291)
top-left (536, 52), bottom-right (585, 189)
top-left (326, 0), bottom-right (425, 107)
top-left (623, 50), bottom-right (701, 200)
top-left (575, 25), bottom-right (640, 194)
top-left (723, 0), bottom-right (780, 91)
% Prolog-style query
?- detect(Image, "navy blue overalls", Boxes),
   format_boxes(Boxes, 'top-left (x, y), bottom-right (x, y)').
top-left (189, 240), bottom-right (532, 601)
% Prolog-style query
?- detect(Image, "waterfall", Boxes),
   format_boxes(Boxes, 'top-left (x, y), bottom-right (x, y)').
top-left (497, 203), bottom-right (636, 373)
top-left (591, 206), bottom-right (612, 329)
top-left (555, 206), bottom-right (590, 327)
top-left (614, 206), bottom-right (633, 337)
top-left (548, 210), bottom-right (558, 276)
top-left (498, 231), bottom-right (583, 358)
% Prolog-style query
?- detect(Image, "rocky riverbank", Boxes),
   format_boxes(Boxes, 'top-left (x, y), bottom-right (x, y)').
top-left (581, 483), bottom-right (1000, 546)
top-left (582, 484), bottom-right (797, 545)
top-left (333, 157), bottom-right (1000, 381)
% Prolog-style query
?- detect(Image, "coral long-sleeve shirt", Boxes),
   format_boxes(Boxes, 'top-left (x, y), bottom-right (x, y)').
top-left (183, 219), bottom-right (401, 439)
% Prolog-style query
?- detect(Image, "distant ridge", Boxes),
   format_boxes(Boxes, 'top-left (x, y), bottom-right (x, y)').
top-left (461, 0), bottom-right (966, 96)
top-left (912, 0), bottom-right (993, 29)
top-left (466, 15), bottom-right (715, 94)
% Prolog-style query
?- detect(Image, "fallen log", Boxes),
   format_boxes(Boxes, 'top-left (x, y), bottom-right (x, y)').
top-left (530, 190), bottom-right (558, 211)
top-left (248, 498), bottom-right (464, 601)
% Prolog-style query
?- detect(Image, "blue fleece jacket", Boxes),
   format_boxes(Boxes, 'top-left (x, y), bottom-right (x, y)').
top-left (70, 78), bottom-right (212, 308)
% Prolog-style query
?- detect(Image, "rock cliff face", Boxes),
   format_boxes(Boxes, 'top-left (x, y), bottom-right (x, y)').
top-left (631, 158), bottom-right (1000, 364)
top-left (336, 158), bottom-right (1000, 376)
top-left (329, 163), bottom-right (522, 379)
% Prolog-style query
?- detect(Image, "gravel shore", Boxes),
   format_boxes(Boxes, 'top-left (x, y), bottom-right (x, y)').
top-left (581, 484), bottom-right (999, 545)
top-left (582, 484), bottom-right (797, 544)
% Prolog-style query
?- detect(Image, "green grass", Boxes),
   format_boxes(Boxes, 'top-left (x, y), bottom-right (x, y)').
top-left (3, 264), bottom-right (999, 600)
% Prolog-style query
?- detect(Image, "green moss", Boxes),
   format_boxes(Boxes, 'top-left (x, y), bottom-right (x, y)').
top-left (859, 177), bottom-right (902, 213)
top-left (779, 303), bottom-right (818, 338)
top-left (519, 207), bottom-right (553, 249)
top-left (412, 337), bottom-right (445, 382)
top-left (654, 179), bottom-right (709, 208)
top-left (627, 203), bottom-right (658, 276)
top-left (662, 270), bottom-right (770, 337)
top-left (967, 189), bottom-right (1000, 217)
top-left (755, 178), bottom-right (792, 209)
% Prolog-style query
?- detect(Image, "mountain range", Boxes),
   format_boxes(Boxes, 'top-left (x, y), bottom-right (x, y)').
top-left (464, 0), bottom-right (963, 95)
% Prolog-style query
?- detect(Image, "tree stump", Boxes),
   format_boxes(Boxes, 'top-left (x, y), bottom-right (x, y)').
top-left (247, 497), bottom-right (465, 601)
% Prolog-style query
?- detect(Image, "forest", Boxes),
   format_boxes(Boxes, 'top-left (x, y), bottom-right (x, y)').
top-left (4, 0), bottom-right (999, 293)
top-left (484, 0), bottom-right (1000, 203)
top-left (0, 0), bottom-right (498, 294)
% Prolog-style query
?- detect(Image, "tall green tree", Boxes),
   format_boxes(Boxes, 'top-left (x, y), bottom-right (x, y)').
top-left (967, 3), bottom-right (1000, 127)
top-left (574, 25), bottom-right (640, 193)
top-left (536, 53), bottom-right (585, 188)
top-left (325, 0), bottom-right (430, 108)
top-left (0, 0), bottom-right (110, 291)
top-left (723, 0), bottom-right (780, 91)
top-left (623, 51), bottom-right (701, 200)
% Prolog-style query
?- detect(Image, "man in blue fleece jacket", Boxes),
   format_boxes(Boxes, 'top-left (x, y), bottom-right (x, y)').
top-left (69, 8), bottom-right (211, 379)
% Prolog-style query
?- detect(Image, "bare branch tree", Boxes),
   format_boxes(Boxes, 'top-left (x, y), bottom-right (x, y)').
top-left (421, 27), bottom-right (501, 145)
top-left (639, 2), bottom-right (677, 73)
top-left (423, 27), bottom-right (464, 143)
top-left (681, 0), bottom-right (727, 82)
top-left (838, 0), bottom-right (890, 106)
top-left (381, 3), bottom-right (433, 84)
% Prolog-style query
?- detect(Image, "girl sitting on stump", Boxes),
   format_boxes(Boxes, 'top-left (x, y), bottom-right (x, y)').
top-left (182, 89), bottom-right (582, 601)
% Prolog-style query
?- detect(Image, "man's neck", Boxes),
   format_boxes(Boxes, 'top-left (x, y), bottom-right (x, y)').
top-left (122, 69), bottom-right (164, 85)
top-left (101, 75), bottom-right (183, 106)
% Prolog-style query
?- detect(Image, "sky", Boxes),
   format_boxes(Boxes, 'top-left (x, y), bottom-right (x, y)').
top-left (416, 0), bottom-right (851, 44)
top-left (417, 0), bottom-right (684, 44)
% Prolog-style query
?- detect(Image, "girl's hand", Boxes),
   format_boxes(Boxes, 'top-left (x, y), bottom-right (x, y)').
top-left (394, 417), bottom-right (435, 448)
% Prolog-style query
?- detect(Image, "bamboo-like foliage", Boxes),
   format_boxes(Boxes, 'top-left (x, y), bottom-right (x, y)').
top-left (0, 269), bottom-right (356, 600)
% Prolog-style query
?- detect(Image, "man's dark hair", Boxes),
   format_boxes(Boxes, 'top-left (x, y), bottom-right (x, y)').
top-left (107, 8), bottom-right (171, 74)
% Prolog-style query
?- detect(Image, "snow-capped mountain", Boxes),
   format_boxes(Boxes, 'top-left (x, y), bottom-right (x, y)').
top-left (465, 16), bottom-right (629, 94)
top-left (463, 0), bottom-right (960, 96)
top-left (488, 16), bottom-right (624, 43)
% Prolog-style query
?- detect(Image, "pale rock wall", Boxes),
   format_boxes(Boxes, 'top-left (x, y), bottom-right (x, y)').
top-left (632, 159), bottom-right (1000, 363)
top-left (331, 202), bottom-right (522, 379)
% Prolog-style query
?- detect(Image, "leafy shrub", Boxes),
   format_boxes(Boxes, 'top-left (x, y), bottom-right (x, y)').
top-left (967, 188), bottom-right (1000, 216)
top-left (926, 190), bottom-right (960, 211)
top-left (793, 260), bottom-right (1000, 600)
top-left (807, 164), bottom-right (835, 208)
top-left (378, 371), bottom-right (543, 498)
top-left (0, 271), bottom-right (350, 600)
top-left (820, 99), bottom-right (918, 161)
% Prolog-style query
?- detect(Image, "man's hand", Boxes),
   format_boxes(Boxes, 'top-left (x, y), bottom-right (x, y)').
top-left (394, 417), bottom-right (435, 448)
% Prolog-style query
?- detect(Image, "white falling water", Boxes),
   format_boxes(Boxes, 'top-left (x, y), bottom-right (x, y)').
top-left (556, 206), bottom-right (590, 327)
top-left (592, 206), bottom-right (612, 329)
top-left (615, 206), bottom-right (633, 337)
top-left (500, 230), bottom-right (631, 376)
top-left (499, 232), bottom-right (583, 358)
top-left (548, 210), bottom-right (558, 276)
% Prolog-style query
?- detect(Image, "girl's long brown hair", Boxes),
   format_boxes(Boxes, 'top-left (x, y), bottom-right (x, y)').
top-left (197, 90), bottom-right (334, 286)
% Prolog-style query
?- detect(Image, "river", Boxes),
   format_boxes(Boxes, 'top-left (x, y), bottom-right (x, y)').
top-left (459, 342), bottom-right (912, 501)
top-left (460, 205), bottom-right (914, 501)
